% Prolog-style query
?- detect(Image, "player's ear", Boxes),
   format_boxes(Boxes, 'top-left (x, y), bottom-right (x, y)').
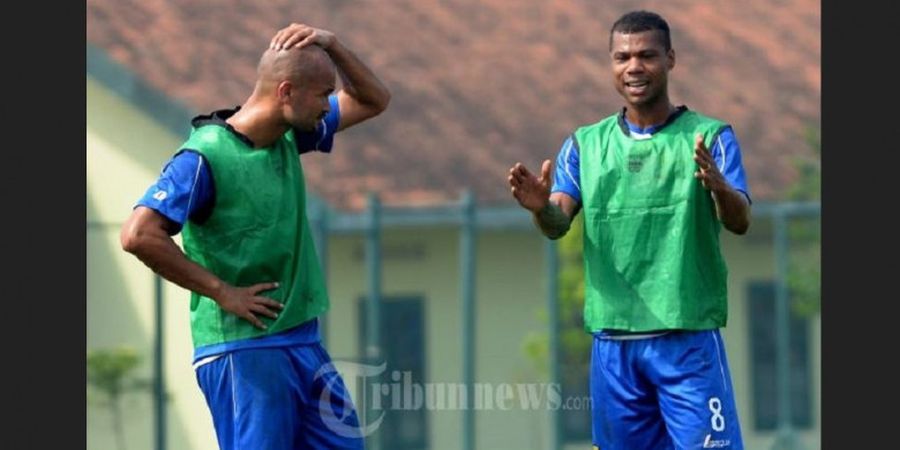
top-left (277, 81), bottom-right (293, 103)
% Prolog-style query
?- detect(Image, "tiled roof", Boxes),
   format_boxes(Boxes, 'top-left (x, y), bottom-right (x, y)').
top-left (88, 0), bottom-right (820, 210)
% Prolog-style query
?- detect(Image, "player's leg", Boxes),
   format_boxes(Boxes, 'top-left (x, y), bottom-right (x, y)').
top-left (591, 336), bottom-right (675, 450)
top-left (650, 329), bottom-right (744, 449)
top-left (293, 342), bottom-right (366, 450)
top-left (194, 348), bottom-right (304, 450)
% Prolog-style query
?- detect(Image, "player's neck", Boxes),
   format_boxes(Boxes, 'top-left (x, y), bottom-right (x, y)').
top-left (624, 100), bottom-right (676, 129)
top-left (226, 98), bottom-right (287, 149)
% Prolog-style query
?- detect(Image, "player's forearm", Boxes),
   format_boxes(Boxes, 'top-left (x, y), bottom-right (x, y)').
top-left (712, 186), bottom-right (751, 235)
top-left (326, 39), bottom-right (391, 111)
top-left (123, 233), bottom-right (228, 301)
top-left (532, 202), bottom-right (572, 240)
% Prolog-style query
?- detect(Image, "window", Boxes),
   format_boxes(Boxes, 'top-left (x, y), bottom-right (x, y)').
top-left (747, 281), bottom-right (813, 430)
top-left (561, 359), bottom-right (591, 441)
top-left (359, 296), bottom-right (428, 449)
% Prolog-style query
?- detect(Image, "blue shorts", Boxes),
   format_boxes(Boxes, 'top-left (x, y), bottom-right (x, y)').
top-left (590, 329), bottom-right (743, 450)
top-left (195, 342), bottom-right (365, 450)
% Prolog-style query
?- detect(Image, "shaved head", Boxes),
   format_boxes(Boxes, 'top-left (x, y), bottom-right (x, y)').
top-left (247, 45), bottom-right (337, 132)
top-left (256, 45), bottom-right (335, 91)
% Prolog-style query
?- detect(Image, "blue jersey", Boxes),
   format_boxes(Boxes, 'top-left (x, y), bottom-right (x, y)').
top-left (135, 95), bottom-right (341, 362)
top-left (551, 112), bottom-right (752, 205)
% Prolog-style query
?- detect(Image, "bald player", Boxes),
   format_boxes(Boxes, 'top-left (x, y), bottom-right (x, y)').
top-left (120, 23), bottom-right (390, 450)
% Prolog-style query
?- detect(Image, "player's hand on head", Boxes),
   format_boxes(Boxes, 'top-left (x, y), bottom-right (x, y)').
top-left (215, 282), bottom-right (285, 330)
top-left (508, 159), bottom-right (553, 213)
top-left (270, 23), bottom-right (336, 51)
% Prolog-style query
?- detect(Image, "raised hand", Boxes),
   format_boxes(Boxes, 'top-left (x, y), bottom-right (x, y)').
top-left (508, 160), bottom-right (553, 213)
top-left (269, 23), bottom-right (336, 51)
top-left (693, 134), bottom-right (727, 192)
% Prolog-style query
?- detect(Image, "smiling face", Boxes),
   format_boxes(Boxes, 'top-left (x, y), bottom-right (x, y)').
top-left (609, 29), bottom-right (675, 110)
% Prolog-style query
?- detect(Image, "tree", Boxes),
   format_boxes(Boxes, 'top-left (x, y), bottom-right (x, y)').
top-left (522, 215), bottom-right (593, 437)
top-left (786, 126), bottom-right (821, 316)
top-left (87, 347), bottom-right (152, 450)
top-left (523, 214), bottom-right (590, 372)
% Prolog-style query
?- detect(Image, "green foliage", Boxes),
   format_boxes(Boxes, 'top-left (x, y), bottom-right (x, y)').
top-left (87, 347), bottom-right (152, 450)
top-left (786, 126), bottom-right (821, 316)
top-left (523, 215), bottom-right (591, 377)
top-left (87, 347), bottom-right (145, 403)
top-left (522, 330), bottom-right (549, 377)
top-left (786, 127), bottom-right (821, 202)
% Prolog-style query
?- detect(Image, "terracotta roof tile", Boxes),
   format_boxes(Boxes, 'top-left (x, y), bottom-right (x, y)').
top-left (88, 0), bottom-right (820, 210)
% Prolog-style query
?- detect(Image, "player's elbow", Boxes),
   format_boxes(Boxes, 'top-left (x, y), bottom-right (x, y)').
top-left (372, 87), bottom-right (391, 115)
top-left (726, 216), bottom-right (750, 235)
top-left (120, 226), bottom-right (142, 255)
top-left (120, 220), bottom-right (152, 255)
top-left (546, 230), bottom-right (568, 240)
top-left (730, 223), bottom-right (749, 236)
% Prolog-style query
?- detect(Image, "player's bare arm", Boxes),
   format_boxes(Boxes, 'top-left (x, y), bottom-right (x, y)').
top-left (120, 206), bottom-right (284, 329)
top-left (508, 160), bottom-right (579, 239)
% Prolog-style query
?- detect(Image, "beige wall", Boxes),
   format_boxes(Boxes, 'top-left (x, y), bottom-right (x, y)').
top-left (88, 76), bottom-right (217, 450)
top-left (325, 228), bottom-right (554, 450)
top-left (721, 231), bottom-right (821, 450)
top-left (324, 228), bottom-right (821, 450)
